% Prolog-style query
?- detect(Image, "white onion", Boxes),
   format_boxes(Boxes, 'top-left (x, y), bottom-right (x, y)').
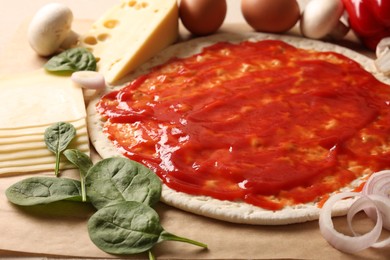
top-left (367, 195), bottom-right (390, 248)
top-left (319, 170), bottom-right (390, 253)
top-left (319, 192), bottom-right (382, 253)
top-left (362, 170), bottom-right (390, 230)
top-left (71, 71), bottom-right (106, 90)
top-left (362, 170), bottom-right (390, 198)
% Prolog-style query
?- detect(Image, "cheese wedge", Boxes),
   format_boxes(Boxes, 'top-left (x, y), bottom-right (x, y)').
top-left (79, 0), bottom-right (179, 84)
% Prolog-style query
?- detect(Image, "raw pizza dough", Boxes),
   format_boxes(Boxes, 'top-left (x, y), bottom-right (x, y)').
top-left (87, 32), bottom-right (389, 225)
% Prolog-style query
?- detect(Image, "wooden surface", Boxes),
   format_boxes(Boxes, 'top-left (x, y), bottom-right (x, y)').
top-left (0, 1), bottom-right (389, 259)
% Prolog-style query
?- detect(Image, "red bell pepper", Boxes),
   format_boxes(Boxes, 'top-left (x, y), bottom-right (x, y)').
top-left (342, 0), bottom-right (390, 50)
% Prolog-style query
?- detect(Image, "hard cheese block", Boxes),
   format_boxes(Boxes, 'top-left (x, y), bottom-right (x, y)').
top-left (79, 0), bottom-right (179, 84)
top-left (0, 70), bottom-right (89, 175)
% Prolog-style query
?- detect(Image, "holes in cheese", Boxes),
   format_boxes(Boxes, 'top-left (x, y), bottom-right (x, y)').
top-left (103, 20), bottom-right (119, 29)
top-left (127, 0), bottom-right (149, 9)
top-left (97, 34), bottom-right (110, 42)
top-left (79, 0), bottom-right (178, 84)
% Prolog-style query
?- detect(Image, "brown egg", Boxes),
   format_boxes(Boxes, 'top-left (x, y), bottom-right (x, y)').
top-left (241, 0), bottom-right (300, 33)
top-left (179, 0), bottom-right (227, 36)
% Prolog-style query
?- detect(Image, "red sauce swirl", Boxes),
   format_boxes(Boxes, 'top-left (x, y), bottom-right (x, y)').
top-left (97, 40), bottom-right (390, 210)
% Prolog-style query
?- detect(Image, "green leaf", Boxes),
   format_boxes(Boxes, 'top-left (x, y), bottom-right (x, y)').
top-left (63, 149), bottom-right (93, 202)
top-left (44, 47), bottom-right (96, 73)
top-left (85, 157), bottom-right (161, 209)
top-left (88, 201), bottom-right (163, 254)
top-left (88, 201), bottom-right (207, 255)
top-left (6, 177), bottom-right (82, 206)
top-left (44, 122), bottom-right (76, 176)
top-left (63, 149), bottom-right (93, 174)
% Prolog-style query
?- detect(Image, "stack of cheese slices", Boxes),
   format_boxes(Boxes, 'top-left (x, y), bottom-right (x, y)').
top-left (1, 0), bottom-right (180, 175)
top-left (0, 69), bottom-right (89, 175)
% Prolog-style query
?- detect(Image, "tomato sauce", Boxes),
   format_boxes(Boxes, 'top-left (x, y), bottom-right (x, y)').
top-left (97, 40), bottom-right (390, 210)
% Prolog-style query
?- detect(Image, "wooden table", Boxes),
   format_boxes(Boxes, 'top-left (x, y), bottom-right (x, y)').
top-left (0, 1), bottom-right (388, 259)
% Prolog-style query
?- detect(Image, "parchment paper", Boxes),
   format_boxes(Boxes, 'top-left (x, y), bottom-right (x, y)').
top-left (0, 19), bottom-right (389, 260)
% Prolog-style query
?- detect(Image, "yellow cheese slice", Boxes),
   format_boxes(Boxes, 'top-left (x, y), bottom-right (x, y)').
top-left (0, 124), bottom-right (88, 144)
top-left (0, 70), bottom-right (89, 175)
top-left (0, 118), bottom-right (86, 137)
top-left (0, 134), bottom-right (89, 153)
top-left (0, 132), bottom-right (89, 174)
top-left (0, 69), bottom-right (86, 129)
top-left (0, 144), bottom-right (89, 167)
top-left (79, 0), bottom-right (178, 84)
top-left (0, 162), bottom-right (75, 175)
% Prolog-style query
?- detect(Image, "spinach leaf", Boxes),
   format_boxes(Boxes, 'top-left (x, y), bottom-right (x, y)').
top-left (63, 149), bottom-right (93, 202)
top-left (88, 201), bottom-right (207, 255)
top-left (44, 122), bottom-right (76, 176)
top-left (44, 47), bottom-right (96, 73)
top-left (85, 157), bottom-right (161, 209)
top-left (6, 177), bottom-right (82, 206)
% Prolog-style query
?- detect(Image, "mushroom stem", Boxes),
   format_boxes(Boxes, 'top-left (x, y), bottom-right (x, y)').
top-left (60, 30), bottom-right (80, 51)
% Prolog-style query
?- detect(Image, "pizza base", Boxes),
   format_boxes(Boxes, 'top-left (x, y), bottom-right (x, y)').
top-left (87, 32), bottom-right (388, 225)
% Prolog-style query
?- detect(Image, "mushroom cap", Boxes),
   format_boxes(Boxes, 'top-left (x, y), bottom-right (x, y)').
top-left (27, 3), bottom-right (73, 56)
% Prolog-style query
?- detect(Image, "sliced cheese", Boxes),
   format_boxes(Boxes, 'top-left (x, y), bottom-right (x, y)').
top-left (0, 141), bottom-right (89, 161)
top-left (0, 132), bottom-right (90, 174)
top-left (0, 70), bottom-right (89, 175)
top-left (0, 124), bottom-right (87, 144)
top-left (0, 162), bottom-right (75, 175)
top-left (0, 69), bottom-right (85, 129)
top-left (0, 134), bottom-right (43, 145)
top-left (79, 0), bottom-right (178, 84)
top-left (0, 143), bottom-right (89, 167)
top-left (0, 134), bottom-right (89, 153)
top-left (0, 118), bottom-right (86, 137)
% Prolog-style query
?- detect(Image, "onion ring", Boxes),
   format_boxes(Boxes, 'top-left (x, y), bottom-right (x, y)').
top-left (319, 170), bottom-right (390, 253)
top-left (319, 192), bottom-right (382, 253)
top-left (362, 170), bottom-right (390, 230)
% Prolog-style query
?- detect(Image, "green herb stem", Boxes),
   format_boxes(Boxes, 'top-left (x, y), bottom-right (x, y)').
top-left (63, 149), bottom-right (92, 203)
top-left (160, 231), bottom-right (208, 249)
top-left (55, 152), bottom-right (60, 177)
top-left (80, 175), bottom-right (87, 202)
top-left (148, 250), bottom-right (155, 260)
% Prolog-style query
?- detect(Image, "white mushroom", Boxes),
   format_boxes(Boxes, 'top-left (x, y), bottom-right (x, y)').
top-left (300, 0), bottom-right (347, 40)
top-left (27, 3), bottom-right (75, 56)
